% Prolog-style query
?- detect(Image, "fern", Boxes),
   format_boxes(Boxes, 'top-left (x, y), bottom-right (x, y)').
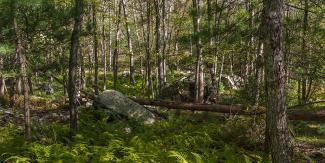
top-left (168, 151), bottom-right (189, 163)
top-left (4, 156), bottom-right (31, 163)
top-left (191, 152), bottom-right (204, 163)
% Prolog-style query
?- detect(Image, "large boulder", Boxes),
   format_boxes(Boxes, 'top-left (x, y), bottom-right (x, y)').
top-left (96, 90), bottom-right (156, 124)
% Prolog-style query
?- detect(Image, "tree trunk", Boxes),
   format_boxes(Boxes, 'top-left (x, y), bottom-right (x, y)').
top-left (254, 42), bottom-right (263, 106)
top-left (263, 0), bottom-right (292, 162)
top-left (146, 1), bottom-right (154, 97)
top-left (122, 0), bottom-right (135, 85)
top-left (0, 78), bottom-right (5, 97)
top-left (101, 5), bottom-right (107, 90)
top-left (154, 0), bottom-right (164, 96)
top-left (113, 0), bottom-right (122, 89)
top-left (68, 0), bottom-right (84, 134)
top-left (207, 0), bottom-right (217, 95)
top-left (255, 16), bottom-right (265, 107)
top-left (63, 70), bottom-right (68, 98)
top-left (80, 46), bottom-right (86, 91)
top-left (16, 77), bottom-right (22, 95)
top-left (88, 46), bottom-right (93, 85)
top-left (28, 76), bottom-right (33, 95)
top-left (92, 4), bottom-right (99, 95)
top-left (0, 57), bottom-right (4, 97)
top-left (301, 0), bottom-right (309, 105)
top-left (131, 98), bottom-right (325, 121)
top-left (216, 54), bottom-right (224, 97)
top-left (161, 0), bottom-right (167, 85)
top-left (138, 0), bottom-right (147, 95)
top-left (192, 0), bottom-right (204, 103)
top-left (108, 7), bottom-right (112, 72)
top-left (132, 6), bottom-right (145, 94)
top-left (13, 6), bottom-right (31, 139)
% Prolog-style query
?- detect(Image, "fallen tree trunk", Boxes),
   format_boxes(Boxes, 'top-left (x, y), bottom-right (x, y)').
top-left (131, 98), bottom-right (325, 121)
top-left (287, 109), bottom-right (325, 121)
top-left (131, 98), bottom-right (259, 115)
top-left (41, 73), bottom-right (325, 121)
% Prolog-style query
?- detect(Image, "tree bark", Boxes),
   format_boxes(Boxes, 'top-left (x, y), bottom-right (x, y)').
top-left (192, 0), bottom-right (204, 103)
top-left (0, 78), bottom-right (5, 97)
top-left (88, 45), bottom-right (93, 85)
top-left (122, 0), bottom-right (135, 85)
top-left (0, 57), bottom-right (4, 97)
top-left (92, 3), bottom-right (99, 95)
top-left (216, 54), bottom-right (224, 97)
top-left (207, 0), bottom-right (217, 95)
top-left (131, 98), bottom-right (325, 121)
top-left (80, 45), bottom-right (86, 91)
top-left (13, 6), bottom-right (31, 140)
top-left (301, 0), bottom-right (309, 104)
top-left (263, 0), bottom-right (292, 162)
top-left (101, 11), bottom-right (107, 90)
top-left (154, 0), bottom-right (164, 96)
top-left (113, 0), bottom-right (122, 89)
top-left (161, 0), bottom-right (167, 85)
top-left (145, 0), bottom-right (154, 97)
top-left (254, 42), bottom-right (263, 106)
top-left (68, 0), bottom-right (84, 134)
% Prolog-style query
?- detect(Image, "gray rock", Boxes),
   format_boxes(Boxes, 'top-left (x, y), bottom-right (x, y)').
top-left (43, 83), bottom-right (54, 94)
top-left (97, 90), bottom-right (156, 124)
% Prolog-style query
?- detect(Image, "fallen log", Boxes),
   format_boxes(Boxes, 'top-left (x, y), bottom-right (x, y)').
top-left (287, 109), bottom-right (325, 121)
top-left (45, 78), bottom-right (324, 122)
top-left (131, 98), bottom-right (325, 121)
top-left (130, 98), bottom-right (261, 115)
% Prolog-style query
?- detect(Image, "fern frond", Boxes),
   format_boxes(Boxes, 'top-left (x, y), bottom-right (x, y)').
top-left (168, 151), bottom-right (188, 163)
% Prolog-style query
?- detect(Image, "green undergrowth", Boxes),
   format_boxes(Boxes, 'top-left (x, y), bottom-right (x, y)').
top-left (291, 121), bottom-right (325, 148)
top-left (0, 107), bottom-right (270, 163)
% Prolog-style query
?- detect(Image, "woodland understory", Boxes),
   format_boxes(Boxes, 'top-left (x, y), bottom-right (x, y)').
top-left (0, 0), bottom-right (325, 162)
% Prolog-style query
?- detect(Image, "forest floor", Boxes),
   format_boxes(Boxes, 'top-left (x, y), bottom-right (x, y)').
top-left (0, 74), bottom-right (324, 162)
top-left (0, 101), bottom-right (324, 162)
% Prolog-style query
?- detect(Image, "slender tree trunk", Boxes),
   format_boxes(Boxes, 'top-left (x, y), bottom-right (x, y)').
top-left (298, 79), bottom-right (301, 104)
top-left (138, 0), bottom-right (147, 94)
top-left (122, 0), bottom-right (135, 85)
top-left (207, 0), bottom-right (216, 91)
top-left (216, 54), bottom-right (224, 97)
top-left (229, 54), bottom-right (234, 76)
top-left (263, 0), bottom-right (292, 162)
top-left (132, 7), bottom-right (145, 93)
top-left (301, 0), bottom-right (309, 104)
top-left (161, 0), bottom-right (167, 85)
top-left (113, 0), bottom-right (122, 89)
top-left (80, 46), bottom-right (86, 90)
top-left (192, 0), bottom-right (204, 103)
top-left (154, 0), bottom-right (164, 96)
top-left (16, 77), bottom-right (22, 95)
top-left (13, 7), bottom-right (31, 139)
top-left (255, 42), bottom-right (263, 106)
top-left (244, 0), bottom-right (255, 81)
top-left (92, 4), bottom-right (99, 95)
top-left (255, 13), bottom-right (266, 107)
top-left (0, 57), bottom-right (4, 97)
top-left (28, 76), bottom-right (33, 95)
top-left (146, 1), bottom-right (153, 97)
top-left (68, 0), bottom-right (84, 134)
top-left (63, 70), bottom-right (68, 98)
top-left (102, 12), bottom-right (107, 90)
top-left (108, 8), bottom-right (112, 72)
top-left (88, 46), bottom-right (93, 85)
top-left (0, 78), bottom-right (5, 97)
